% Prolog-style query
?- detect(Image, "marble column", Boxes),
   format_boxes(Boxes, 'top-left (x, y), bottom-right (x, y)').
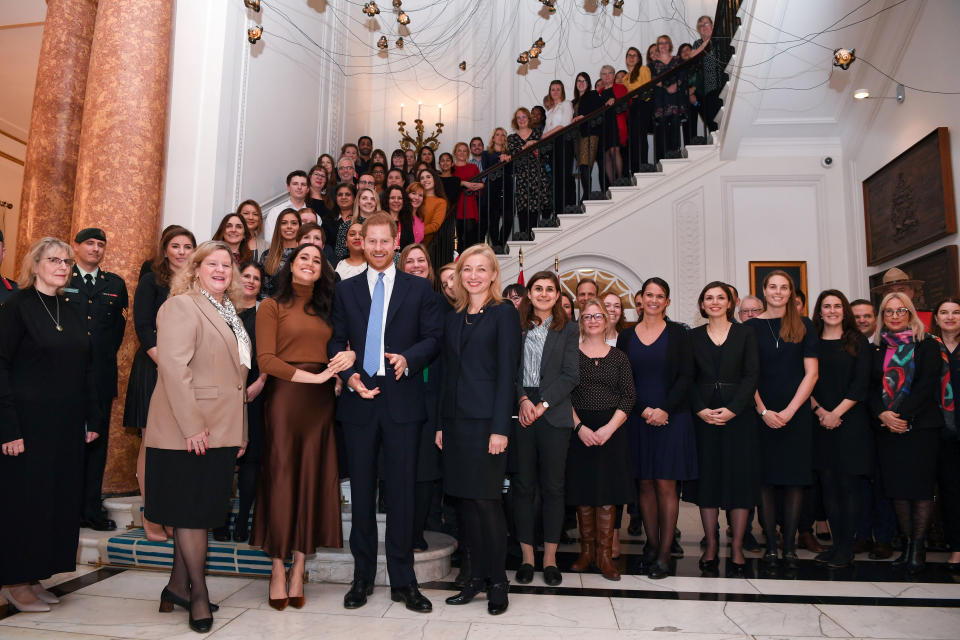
top-left (71, 0), bottom-right (174, 494)
top-left (16, 0), bottom-right (98, 264)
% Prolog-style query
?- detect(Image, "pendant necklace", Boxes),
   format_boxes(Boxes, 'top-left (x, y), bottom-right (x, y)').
top-left (765, 319), bottom-right (780, 350)
top-left (35, 288), bottom-right (63, 332)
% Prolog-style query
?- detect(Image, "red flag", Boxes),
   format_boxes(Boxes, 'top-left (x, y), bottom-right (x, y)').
top-left (517, 269), bottom-right (525, 286)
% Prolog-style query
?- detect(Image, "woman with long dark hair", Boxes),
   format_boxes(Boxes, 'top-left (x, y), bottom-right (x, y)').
top-left (623, 46), bottom-right (653, 171)
top-left (808, 289), bottom-right (872, 569)
top-left (212, 213), bottom-right (253, 264)
top-left (237, 200), bottom-right (270, 263)
top-left (259, 209), bottom-right (301, 298)
top-left (419, 168), bottom-right (453, 265)
top-left (124, 226), bottom-right (196, 541)
top-left (252, 243), bottom-right (354, 608)
top-left (513, 271), bottom-right (580, 586)
top-left (384, 184), bottom-right (416, 251)
top-left (931, 297), bottom-right (960, 571)
top-left (870, 292), bottom-right (948, 573)
top-left (571, 72), bottom-right (603, 202)
top-left (745, 270), bottom-right (818, 571)
top-left (327, 182), bottom-right (356, 261)
top-left (617, 277), bottom-right (696, 579)
top-left (650, 35), bottom-right (684, 159)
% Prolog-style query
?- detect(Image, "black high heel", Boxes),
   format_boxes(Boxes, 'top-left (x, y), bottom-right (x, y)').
top-left (159, 587), bottom-right (219, 613)
top-left (189, 611), bottom-right (213, 634)
top-left (445, 578), bottom-right (484, 605)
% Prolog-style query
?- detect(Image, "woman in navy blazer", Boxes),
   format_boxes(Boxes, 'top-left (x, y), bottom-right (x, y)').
top-left (512, 271), bottom-right (580, 586)
top-left (436, 244), bottom-right (520, 615)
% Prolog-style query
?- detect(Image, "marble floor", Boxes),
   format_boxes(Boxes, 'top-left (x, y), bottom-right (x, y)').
top-left (3, 504), bottom-right (960, 639)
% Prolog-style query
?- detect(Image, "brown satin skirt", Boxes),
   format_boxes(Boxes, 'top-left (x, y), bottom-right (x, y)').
top-left (251, 363), bottom-right (343, 557)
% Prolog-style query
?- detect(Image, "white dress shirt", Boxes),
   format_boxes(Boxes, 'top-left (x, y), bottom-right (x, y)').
top-left (366, 263), bottom-right (396, 376)
top-left (263, 198), bottom-right (305, 241)
top-left (76, 264), bottom-right (101, 286)
top-left (544, 101), bottom-right (574, 135)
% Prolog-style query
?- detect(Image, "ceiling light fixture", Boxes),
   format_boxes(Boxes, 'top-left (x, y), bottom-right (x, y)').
top-left (853, 84), bottom-right (905, 104)
top-left (396, 37), bottom-right (404, 48)
top-left (853, 88), bottom-right (870, 100)
top-left (243, 0), bottom-right (261, 12)
top-left (377, 35), bottom-right (389, 49)
top-left (832, 48), bottom-right (856, 70)
top-left (459, 61), bottom-right (467, 71)
top-left (247, 25), bottom-right (263, 44)
top-left (397, 10), bottom-right (410, 25)
top-left (362, 2), bottom-right (380, 17)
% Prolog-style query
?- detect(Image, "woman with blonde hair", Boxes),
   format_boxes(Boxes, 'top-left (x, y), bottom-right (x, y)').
top-left (480, 128), bottom-right (513, 251)
top-left (452, 141), bottom-right (483, 247)
top-left (0, 238), bottom-right (102, 612)
top-left (507, 107), bottom-right (549, 241)
top-left (870, 291), bottom-right (948, 573)
top-left (145, 241), bottom-right (249, 632)
top-left (259, 209), bottom-right (301, 297)
top-left (436, 244), bottom-right (520, 614)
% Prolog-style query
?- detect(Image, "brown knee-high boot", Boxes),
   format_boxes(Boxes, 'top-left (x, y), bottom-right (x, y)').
top-left (571, 506), bottom-right (596, 572)
top-left (596, 505), bottom-right (621, 581)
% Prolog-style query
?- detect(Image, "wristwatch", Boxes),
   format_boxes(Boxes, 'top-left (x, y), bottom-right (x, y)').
top-left (760, 409), bottom-right (767, 417)
top-left (542, 400), bottom-right (550, 409)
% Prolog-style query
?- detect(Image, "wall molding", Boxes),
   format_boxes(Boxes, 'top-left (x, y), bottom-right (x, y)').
top-left (673, 187), bottom-right (706, 325)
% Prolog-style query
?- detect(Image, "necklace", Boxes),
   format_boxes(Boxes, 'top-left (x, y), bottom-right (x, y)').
top-left (35, 288), bottom-right (62, 332)
top-left (765, 319), bottom-right (780, 350)
top-left (464, 307), bottom-right (484, 325)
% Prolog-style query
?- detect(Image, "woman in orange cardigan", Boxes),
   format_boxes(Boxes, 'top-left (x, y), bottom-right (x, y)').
top-left (418, 168), bottom-right (447, 247)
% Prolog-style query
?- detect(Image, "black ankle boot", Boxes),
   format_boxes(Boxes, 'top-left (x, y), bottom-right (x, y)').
top-left (454, 549), bottom-right (472, 589)
top-left (907, 538), bottom-right (926, 574)
top-left (578, 165), bottom-right (591, 202)
top-left (487, 581), bottom-right (509, 615)
top-left (445, 578), bottom-right (484, 605)
top-left (891, 537), bottom-right (913, 567)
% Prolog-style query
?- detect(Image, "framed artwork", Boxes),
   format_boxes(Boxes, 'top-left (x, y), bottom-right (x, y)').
top-left (868, 245), bottom-right (959, 312)
top-left (863, 127), bottom-right (956, 265)
top-left (749, 260), bottom-right (808, 315)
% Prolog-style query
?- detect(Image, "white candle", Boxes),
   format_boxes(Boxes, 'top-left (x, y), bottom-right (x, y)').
top-left (417, 101), bottom-right (422, 119)
top-left (438, 104), bottom-right (442, 121)
top-left (400, 104), bottom-right (404, 121)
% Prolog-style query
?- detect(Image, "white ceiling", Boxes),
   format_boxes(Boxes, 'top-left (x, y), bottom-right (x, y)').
top-left (721, 0), bottom-right (928, 158)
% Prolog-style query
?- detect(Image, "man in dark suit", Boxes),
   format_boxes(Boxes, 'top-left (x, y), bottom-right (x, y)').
top-left (0, 229), bottom-right (17, 306)
top-left (67, 228), bottom-right (128, 531)
top-left (329, 213), bottom-right (441, 612)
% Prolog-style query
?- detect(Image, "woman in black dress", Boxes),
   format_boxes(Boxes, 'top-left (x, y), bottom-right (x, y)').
top-left (0, 238), bottom-right (102, 612)
top-left (687, 282), bottom-right (759, 576)
top-left (513, 271), bottom-right (580, 587)
top-left (808, 290), bottom-right (873, 568)
top-left (437, 244), bottom-right (520, 615)
top-left (870, 292), bottom-right (947, 573)
top-left (931, 298), bottom-right (960, 571)
top-left (617, 277), bottom-right (697, 579)
top-left (124, 225), bottom-right (195, 541)
top-left (572, 72), bottom-right (603, 202)
top-left (568, 298), bottom-right (636, 581)
top-left (745, 270), bottom-right (818, 570)
top-left (506, 107), bottom-right (549, 241)
top-left (259, 209), bottom-right (301, 297)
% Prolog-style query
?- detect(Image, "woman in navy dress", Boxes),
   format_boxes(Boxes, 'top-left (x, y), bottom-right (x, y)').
top-left (745, 270), bottom-right (818, 570)
top-left (617, 277), bottom-right (696, 579)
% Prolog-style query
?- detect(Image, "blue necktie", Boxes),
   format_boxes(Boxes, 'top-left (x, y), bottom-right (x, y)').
top-left (363, 272), bottom-right (385, 377)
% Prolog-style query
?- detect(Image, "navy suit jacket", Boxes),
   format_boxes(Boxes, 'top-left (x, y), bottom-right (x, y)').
top-left (328, 268), bottom-right (442, 424)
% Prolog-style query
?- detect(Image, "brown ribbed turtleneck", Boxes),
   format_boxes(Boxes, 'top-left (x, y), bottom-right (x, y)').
top-left (255, 282), bottom-right (332, 381)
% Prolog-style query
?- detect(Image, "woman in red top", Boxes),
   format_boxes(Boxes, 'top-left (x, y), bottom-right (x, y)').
top-left (598, 64), bottom-right (628, 190)
top-left (452, 141), bottom-right (484, 249)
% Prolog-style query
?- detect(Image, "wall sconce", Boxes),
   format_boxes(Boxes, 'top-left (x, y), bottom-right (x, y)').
top-left (363, 2), bottom-right (380, 17)
top-left (853, 84), bottom-right (905, 104)
top-left (243, 0), bottom-right (261, 12)
top-left (832, 48), bottom-right (856, 70)
top-left (397, 11), bottom-right (410, 25)
top-left (247, 25), bottom-right (263, 44)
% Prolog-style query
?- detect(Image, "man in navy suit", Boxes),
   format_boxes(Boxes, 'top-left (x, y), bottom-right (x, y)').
top-left (329, 213), bottom-right (441, 612)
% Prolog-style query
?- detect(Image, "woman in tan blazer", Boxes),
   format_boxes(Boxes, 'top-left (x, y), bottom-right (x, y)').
top-left (144, 241), bottom-right (250, 634)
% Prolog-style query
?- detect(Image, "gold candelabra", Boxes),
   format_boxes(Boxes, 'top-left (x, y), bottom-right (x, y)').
top-left (398, 103), bottom-right (444, 152)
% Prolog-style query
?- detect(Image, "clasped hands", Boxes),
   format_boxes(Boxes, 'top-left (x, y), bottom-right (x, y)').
top-left (815, 408), bottom-right (843, 430)
top-left (879, 410), bottom-right (909, 433)
top-left (185, 429), bottom-right (247, 457)
top-left (346, 351), bottom-right (407, 399)
top-left (697, 407), bottom-right (735, 426)
top-left (759, 407), bottom-right (793, 429)
top-left (518, 398), bottom-right (546, 427)
top-left (577, 423), bottom-right (614, 447)
top-left (641, 406), bottom-right (669, 426)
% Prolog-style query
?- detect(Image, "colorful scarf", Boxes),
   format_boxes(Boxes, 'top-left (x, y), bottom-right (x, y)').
top-left (881, 330), bottom-right (955, 431)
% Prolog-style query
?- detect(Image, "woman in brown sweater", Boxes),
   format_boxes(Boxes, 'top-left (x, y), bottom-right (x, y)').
top-left (252, 244), bottom-right (355, 610)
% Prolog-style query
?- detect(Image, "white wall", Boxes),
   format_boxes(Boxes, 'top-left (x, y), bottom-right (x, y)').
top-left (845, 0), bottom-right (960, 295)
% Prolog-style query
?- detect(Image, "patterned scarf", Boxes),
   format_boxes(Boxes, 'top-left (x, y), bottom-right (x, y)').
top-left (199, 288), bottom-right (251, 369)
top-left (881, 330), bottom-right (955, 431)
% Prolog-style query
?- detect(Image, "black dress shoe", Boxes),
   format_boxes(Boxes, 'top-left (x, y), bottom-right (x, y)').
top-left (390, 583), bottom-right (432, 613)
top-left (670, 538), bottom-right (684, 558)
top-left (543, 565), bottom-right (562, 586)
top-left (211, 525), bottom-right (231, 542)
top-left (647, 560), bottom-right (669, 580)
top-left (727, 560), bottom-right (746, 578)
top-left (232, 522), bottom-right (249, 543)
top-left (869, 542), bottom-right (893, 560)
top-left (81, 516), bottom-right (117, 532)
top-left (487, 581), bottom-right (509, 615)
top-left (159, 587), bottom-right (219, 613)
top-left (698, 555), bottom-right (719, 571)
top-left (343, 580), bottom-right (374, 609)
top-left (946, 562), bottom-right (960, 573)
top-left (782, 551), bottom-right (800, 570)
top-left (515, 563), bottom-right (534, 584)
top-left (761, 550), bottom-right (779, 570)
top-left (627, 521), bottom-right (643, 537)
top-left (742, 532), bottom-right (762, 552)
top-left (814, 549), bottom-right (836, 564)
top-left (445, 578), bottom-right (484, 605)
top-left (825, 555), bottom-right (854, 570)
top-left (189, 612), bottom-right (213, 634)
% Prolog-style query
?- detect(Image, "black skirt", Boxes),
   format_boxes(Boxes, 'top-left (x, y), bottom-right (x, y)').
top-left (442, 418), bottom-right (507, 500)
top-left (565, 408), bottom-right (634, 506)
top-left (145, 446), bottom-right (238, 528)
top-left (123, 348), bottom-right (158, 430)
top-left (877, 427), bottom-right (941, 499)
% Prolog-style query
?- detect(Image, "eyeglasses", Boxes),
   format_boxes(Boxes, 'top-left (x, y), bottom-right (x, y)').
top-left (507, 294), bottom-right (523, 301)
top-left (45, 257), bottom-right (75, 268)
top-left (740, 308), bottom-right (762, 317)
top-left (883, 307), bottom-right (911, 317)
top-left (582, 313), bottom-right (606, 321)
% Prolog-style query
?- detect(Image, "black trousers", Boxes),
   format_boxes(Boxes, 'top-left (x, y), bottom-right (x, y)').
top-left (342, 396), bottom-right (420, 587)
top-left (628, 100), bottom-right (653, 171)
top-left (701, 89), bottom-right (723, 132)
top-left (937, 438), bottom-right (960, 549)
top-left (512, 412), bottom-right (570, 546)
top-left (81, 396), bottom-right (114, 520)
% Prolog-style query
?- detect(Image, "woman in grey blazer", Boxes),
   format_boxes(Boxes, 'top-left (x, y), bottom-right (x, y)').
top-left (513, 271), bottom-right (580, 586)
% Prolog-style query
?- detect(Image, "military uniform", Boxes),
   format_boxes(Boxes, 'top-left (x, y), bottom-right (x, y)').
top-left (65, 265), bottom-right (128, 523)
top-left (0, 275), bottom-right (16, 306)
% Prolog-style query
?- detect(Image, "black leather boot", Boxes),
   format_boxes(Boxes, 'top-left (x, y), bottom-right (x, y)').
top-left (445, 578), bottom-right (485, 605)
top-left (578, 165), bottom-right (591, 203)
top-left (906, 538), bottom-right (926, 574)
top-left (891, 537), bottom-right (913, 567)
